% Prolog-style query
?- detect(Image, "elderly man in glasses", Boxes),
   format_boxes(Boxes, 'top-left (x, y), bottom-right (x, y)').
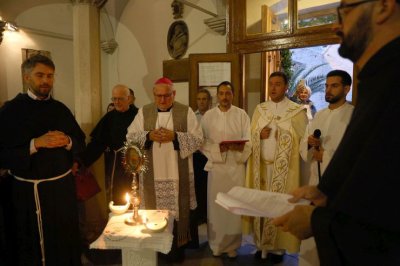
top-left (77, 84), bottom-right (138, 205)
top-left (274, 1), bottom-right (400, 265)
top-left (126, 77), bottom-right (203, 262)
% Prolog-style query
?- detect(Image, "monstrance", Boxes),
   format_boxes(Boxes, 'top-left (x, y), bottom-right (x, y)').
top-left (121, 140), bottom-right (148, 225)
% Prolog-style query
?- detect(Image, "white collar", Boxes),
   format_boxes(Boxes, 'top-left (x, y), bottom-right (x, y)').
top-left (269, 97), bottom-right (289, 115)
top-left (217, 104), bottom-right (233, 113)
top-left (328, 102), bottom-right (349, 113)
top-left (27, 89), bottom-right (51, 101)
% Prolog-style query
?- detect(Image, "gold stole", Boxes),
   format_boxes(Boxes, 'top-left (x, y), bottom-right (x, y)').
top-left (253, 101), bottom-right (304, 248)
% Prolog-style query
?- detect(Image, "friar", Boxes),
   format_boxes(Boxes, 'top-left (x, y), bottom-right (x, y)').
top-left (0, 54), bottom-right (86, 265)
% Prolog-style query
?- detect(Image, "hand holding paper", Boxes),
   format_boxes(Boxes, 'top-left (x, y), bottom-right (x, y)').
top-left (289, 185), bottom-right (327, 207)
top-left (272, 205), bottom-right (315, 240)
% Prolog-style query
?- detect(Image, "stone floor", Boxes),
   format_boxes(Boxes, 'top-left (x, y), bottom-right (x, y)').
top-left (158, 241), bottom-right (298, 266)
top-left (83, 224), bottom-right (298, 266)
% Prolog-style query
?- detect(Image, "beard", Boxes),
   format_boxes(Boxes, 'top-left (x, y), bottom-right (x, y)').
top-left (29, 84), bottom-right (52, 98)
top-left (337, 10), bottom-right (372, 63)
top-left (325, 94), bottom-right (342, 104)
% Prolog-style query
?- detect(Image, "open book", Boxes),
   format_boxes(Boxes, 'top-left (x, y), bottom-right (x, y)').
top-left (215, 186), bottom-right (310, 218)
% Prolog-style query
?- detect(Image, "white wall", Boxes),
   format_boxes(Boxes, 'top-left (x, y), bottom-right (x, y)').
top-left (0, 4), bottom-right (74, 111)
top-left (101, 0), bottom-right (227, 111)
top-left (0, 1), bottom-right (227, 115)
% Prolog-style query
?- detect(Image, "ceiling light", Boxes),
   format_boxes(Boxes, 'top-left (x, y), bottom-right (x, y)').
top-left (5, 22), bottom-right (18, 32)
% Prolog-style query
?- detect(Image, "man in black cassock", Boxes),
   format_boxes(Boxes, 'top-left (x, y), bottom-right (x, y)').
top-left (273, 1), bottom-right (400, 265)
top-left (0, 169), bottom-right (13, 265)
top-left (0, 54), bottom-right (86, 265)
top-left (78, 84), bottom-right (138, 205)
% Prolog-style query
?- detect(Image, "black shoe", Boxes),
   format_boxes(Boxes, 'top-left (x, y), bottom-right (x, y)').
top-left (254, 250), bottom-right (262, 259)
top-left (158, 252), bottom-right (185, 264)
top-left (165, 248), bottom-right (185, 263)
top-left (267, 253), bottom-right (284, 264)
top-left (197, 218), bottom-right (207, 225)
top-left (254, 251), bottom-right (283, 264)
top-left (186, 241), bottom-right (200, 249)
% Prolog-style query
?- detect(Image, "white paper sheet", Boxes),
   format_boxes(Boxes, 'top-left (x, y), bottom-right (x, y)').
top-left (198, 62), bottom-right (231, 86)
top-left (215, 186), bottom-right (310, 218)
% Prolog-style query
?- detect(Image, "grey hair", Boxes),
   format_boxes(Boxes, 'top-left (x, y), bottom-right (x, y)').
top-left (21, 54), bottom-right (55, 75)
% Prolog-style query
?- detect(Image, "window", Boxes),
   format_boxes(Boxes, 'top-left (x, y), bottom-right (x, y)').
top-left (297, 0), bottom-right (340, 29)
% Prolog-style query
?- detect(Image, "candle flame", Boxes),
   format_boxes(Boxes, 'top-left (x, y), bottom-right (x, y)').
top-left (125, 193), bottom-right (130, 203)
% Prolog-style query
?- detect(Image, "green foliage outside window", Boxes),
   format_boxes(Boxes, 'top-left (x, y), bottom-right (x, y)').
top-left (280, 49), bottom-right (293, 87)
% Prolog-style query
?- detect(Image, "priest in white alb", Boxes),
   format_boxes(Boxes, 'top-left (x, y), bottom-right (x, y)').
top-left (126, 77), bottom-right (203, 262)
top-left (201, 81), bottom-right (251, 258)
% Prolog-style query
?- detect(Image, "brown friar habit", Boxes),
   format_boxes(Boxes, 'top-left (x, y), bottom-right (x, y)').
top-left (142, 102), bottom-right (190, 247)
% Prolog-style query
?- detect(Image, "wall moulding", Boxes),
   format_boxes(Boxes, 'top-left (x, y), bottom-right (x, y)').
top-left (70, 0), bottom-right (108, 8)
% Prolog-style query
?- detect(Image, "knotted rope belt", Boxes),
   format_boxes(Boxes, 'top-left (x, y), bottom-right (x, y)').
top-left (110, 147), bottom-right (124, 201)
top-left (10, 169), bottom-right (72, 266)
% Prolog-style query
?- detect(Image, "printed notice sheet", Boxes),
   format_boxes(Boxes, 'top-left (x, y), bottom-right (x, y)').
top-left (215, 186), bottom-right (310, 218)
top-left (198, 62), bottom-right (231, 86)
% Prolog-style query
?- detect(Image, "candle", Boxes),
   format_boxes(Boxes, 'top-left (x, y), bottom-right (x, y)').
top-left (125, 193), bottom-right (130, 204)
top-left (108, 193), bottom-right (131, 215)
top-left (109, 200), bottom-right (129, 215)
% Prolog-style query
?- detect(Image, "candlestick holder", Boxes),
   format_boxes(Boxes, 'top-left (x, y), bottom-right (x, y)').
top-left (121, 141), bottom-right (148, 226)
top-left (125, 172), bottom-right (144, 225)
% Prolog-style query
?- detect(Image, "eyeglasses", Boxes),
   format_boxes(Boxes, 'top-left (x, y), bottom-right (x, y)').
top-left (336, 0), bottom-right (378, 24)
top-left (154, 93), bottom-right (173, 99)
top-left (111, 97), bottom-right (128, 102)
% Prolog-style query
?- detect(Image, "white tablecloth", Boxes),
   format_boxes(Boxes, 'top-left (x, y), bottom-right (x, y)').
top-left (90, 210), bottom-right (173, 254)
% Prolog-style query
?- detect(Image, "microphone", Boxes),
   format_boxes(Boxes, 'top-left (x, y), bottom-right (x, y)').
top-left (313, 129), bottom-right (322, 182)
top-left (313, 129), bottom-right (321, 150)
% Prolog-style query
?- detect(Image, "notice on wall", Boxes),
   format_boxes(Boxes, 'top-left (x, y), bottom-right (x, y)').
top-left (198, 62), bottom-right (231, 86)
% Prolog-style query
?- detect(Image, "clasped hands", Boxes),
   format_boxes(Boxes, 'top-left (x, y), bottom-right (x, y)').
top-left (272, 185), bottom-right (327, 240)
top-left (34, 130), bottom-right (70, 149)
top-left (149, 127), bottom-right (175, 143)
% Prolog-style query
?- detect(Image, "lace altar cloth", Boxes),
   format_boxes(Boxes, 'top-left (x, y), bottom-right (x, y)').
top-left (90, 210), bottom-right (173, 254)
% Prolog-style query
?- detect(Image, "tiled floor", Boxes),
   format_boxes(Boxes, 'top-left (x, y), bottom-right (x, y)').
top-left (157, 225), bottom-right (298, 266)
top-left (84, 224), bottom-right (298, 266)
top-left (159, 242), bottom-right (299, 266)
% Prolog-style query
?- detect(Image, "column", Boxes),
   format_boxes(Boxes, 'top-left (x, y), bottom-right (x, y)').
top-left (71, 0), bottom-right (104, 136)
top-left (70, 0), bottom-right (108, 245)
